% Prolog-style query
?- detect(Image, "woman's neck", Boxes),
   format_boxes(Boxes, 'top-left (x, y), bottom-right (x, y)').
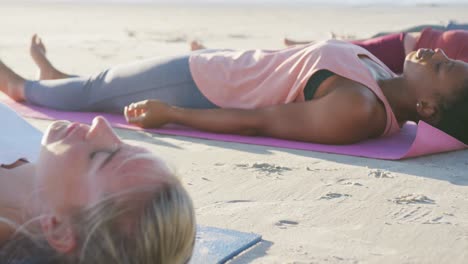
top-left (379, 76), bottom-right (419, 124)
top-left (359, 56), bottom-right (419, 124)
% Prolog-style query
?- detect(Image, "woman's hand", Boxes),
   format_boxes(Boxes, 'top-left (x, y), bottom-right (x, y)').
top-left (124, 100), bottom-right (173, 128)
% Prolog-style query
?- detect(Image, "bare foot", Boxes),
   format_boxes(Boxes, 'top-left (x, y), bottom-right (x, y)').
top-left (284, 37), bottom-right (296, 46)
top-left (0, 61), bottom-right (26, 102)
top-left (329, 32), bottom-right (357, 41)
top-left (190, 40), bottom-right (206, 51)
top-left (30, 34), bottom-right (71, 80)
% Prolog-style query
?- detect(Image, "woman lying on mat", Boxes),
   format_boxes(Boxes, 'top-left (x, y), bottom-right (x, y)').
top-left (0, 103), bottom-right (195, 263)
top-left (193, 23), bottom-right (468, 75)
top-left (1, 34), bottom-right (468, 146)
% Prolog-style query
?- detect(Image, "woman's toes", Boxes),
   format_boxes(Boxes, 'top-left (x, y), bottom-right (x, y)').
top-left (28, 35), bottom-right (71, 80)
top-left (31, 34), bottom-right (46, 55)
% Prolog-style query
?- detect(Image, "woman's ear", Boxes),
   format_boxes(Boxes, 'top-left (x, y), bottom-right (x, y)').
top-left (416, 100), bottom-right (441, 124)
top-left (40, 215), bottom-right (77, 254)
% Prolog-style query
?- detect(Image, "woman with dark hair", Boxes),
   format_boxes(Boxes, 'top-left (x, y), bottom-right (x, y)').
top-left (2, 34), bottom-right (468, 147)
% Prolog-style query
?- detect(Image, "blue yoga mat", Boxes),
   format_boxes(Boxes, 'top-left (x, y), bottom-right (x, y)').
top-left (11, 226), bottom-right (261, 264)
top-left (191, 225), bottom-right (262, 264)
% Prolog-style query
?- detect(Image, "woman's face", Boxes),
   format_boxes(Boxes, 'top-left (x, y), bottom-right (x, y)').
top-left (403, 48), bottom-right (468, 101)
top-left (36, 116), bottom-right (170, 215)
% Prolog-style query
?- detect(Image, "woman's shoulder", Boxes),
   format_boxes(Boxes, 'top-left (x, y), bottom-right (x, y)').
top-left (330, 76), bottom-right (387, 137)
top-left (335, 76), bottom-right (385, 110)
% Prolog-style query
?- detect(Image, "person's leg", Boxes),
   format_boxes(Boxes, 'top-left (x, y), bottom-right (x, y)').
top-left (24, 54), bottom-right (217, 113)
top-left (30, 34), bottom-right (73, 80)
top-left (0, 62), bottom-right (26, 101)
top-left (446, 21), bottom-right (468, 31)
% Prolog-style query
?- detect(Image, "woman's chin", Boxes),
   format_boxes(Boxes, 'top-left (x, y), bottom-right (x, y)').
top-left (41, 120), bottom-right (71, 144)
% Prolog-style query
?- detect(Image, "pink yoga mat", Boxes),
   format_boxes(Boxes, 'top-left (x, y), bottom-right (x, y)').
top-left (1, 96), bottom-right (466, 160)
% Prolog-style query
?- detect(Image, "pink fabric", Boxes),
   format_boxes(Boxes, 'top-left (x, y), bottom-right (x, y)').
top-left (351, 32), bottom-right (406, 74)
top-left (190, 40), bottom-right (399, 136)
top-left (1, 96), bottom-right (466, 160)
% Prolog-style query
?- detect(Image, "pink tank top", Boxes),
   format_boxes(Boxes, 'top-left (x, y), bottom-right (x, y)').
top-left (189, 40), bottom-right (400, 137)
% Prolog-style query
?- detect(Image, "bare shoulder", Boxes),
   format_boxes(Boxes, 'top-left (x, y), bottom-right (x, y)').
top-left (267, 75), bottom-right (389, 144)
top-left (330, 79), bottom-right (387, 138)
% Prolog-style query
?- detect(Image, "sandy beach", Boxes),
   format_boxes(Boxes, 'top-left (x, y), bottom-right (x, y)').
top-left (1, 2), bottom-right (468, 263)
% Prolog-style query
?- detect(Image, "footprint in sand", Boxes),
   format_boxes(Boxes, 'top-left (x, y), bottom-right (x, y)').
top-left (387, 205), bottom-right (453, 225)
top-left (319, 192), bottom-right (352, 200)
top-left (390, 194), bottom-right (435, 205)
top-left (342, 181), bottom-right (363, 186)
top-left (422, 215), bottom-right (453, 225)
top-left (337, 178), bottom-right (364, 187)
top-left (275, 220), bottom-right (299, 229)
top-left (388, 206), bottom-right (431, 222)
top-left (307, 166), bottom-right (340, 172)
top-left (368, 169), bottom-right (393, 178)
top-left (387, 195), bottom-right (448, 224)
top-left (224, 200), bottom-right (253, 204)
top-left (235, 162), bottom-right (292, 176)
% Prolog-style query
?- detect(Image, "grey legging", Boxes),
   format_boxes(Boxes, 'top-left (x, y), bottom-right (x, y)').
top-left (24, 54), bottom-right (217, 113)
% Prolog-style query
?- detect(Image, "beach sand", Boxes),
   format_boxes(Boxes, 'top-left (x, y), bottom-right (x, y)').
top-left (1, 2), bottom-right (468, 263)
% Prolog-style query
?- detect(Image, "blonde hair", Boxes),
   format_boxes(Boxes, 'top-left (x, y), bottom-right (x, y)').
top-left (1, 159), bottom-right (196, 264)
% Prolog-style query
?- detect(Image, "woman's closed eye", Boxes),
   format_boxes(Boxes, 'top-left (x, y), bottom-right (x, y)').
top-left (89, 150), bottom-right (111, 160)
top-left (89, 148), bottom-right (120, 168)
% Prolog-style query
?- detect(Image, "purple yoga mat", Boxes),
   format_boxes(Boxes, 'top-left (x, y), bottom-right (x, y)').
top-left (1, 96), bottom-right (466, 160)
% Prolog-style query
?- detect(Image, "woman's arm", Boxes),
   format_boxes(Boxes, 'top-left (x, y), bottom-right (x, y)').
top-left (125, 86), bottom-right (386, 145)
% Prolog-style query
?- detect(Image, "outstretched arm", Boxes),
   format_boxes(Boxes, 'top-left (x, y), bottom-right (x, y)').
top-left (124, 87), bottom-right (385, 145)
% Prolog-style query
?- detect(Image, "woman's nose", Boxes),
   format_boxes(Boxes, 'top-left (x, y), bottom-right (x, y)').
top-left (434, 48), bottom-right (448, 60)
top-left (86, 116), bottom-right (122, 148)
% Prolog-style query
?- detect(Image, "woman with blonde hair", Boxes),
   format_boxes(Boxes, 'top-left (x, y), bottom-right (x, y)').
top-left (0, 101), bottom-right (196, 263)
